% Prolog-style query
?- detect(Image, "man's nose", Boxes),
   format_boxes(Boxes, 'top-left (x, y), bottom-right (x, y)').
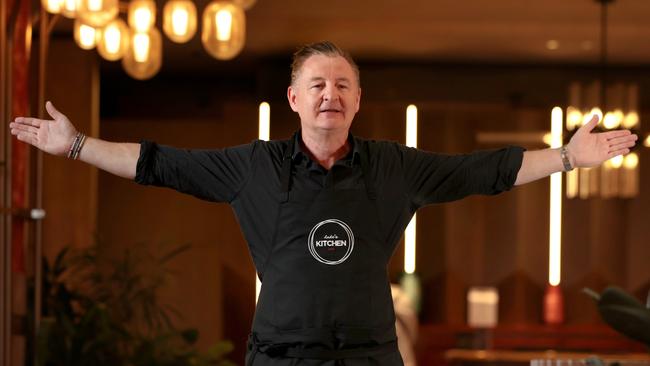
top-left (322, 84), bottom-right (339, 101)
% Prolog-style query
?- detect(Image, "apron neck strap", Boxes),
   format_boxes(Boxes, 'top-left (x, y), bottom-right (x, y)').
top-left (280, 134), bottom-right (376, 201)
top-left (359, 141), bottom-right (376, 200)
top-left (280, 136), bottom-right (295, 202)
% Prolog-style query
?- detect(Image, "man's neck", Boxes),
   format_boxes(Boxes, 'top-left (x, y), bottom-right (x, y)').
top-left (300, 129), bottom-right (350, 170)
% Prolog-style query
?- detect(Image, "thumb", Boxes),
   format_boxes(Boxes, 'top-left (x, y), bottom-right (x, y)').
top-left (45, 101), bottom-right (65, 120)
top-left (579, 114), bottom-right (599, 134)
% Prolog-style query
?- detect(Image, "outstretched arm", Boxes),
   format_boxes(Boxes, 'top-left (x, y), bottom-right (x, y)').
top-left (9, 101), bottom-right (140, 179)
top-left (514, 114), bottom-right (638, 186)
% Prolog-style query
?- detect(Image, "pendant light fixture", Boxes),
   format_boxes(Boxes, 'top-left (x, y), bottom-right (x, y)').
top-left (43, 0), bottom-right (255, 80)
top-left (122, 27), bottom-right (162, 80)
top-left (128, 0), bottom-right (156, 33)
top-left (163, 0), bottom-right (198, 43)
top-left (73, 18), bottom-right (99, 50)
top-left (201, 1), bottom-right (246, 60)
top-left (97, 18), bottom-right (129, 61)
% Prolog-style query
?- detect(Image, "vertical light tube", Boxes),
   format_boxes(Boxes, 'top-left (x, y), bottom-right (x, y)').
top-left (256, 102), bottom-right (270, 302)
top-left (258, 102), bottom-right (270, 142)
top-left (549, 107), bottom-right (563, 286)
top-left (404, 105), bottom-right (417, 274)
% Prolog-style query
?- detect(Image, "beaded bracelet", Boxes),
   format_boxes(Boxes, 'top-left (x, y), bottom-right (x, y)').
top-left (67, 132), bottom-right (86, 160)
top-left (72, 133), bottom-right (87, 160)
top-left (67, 132), bottom-right (81, 159)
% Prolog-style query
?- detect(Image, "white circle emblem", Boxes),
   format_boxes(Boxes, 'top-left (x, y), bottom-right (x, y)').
top-left (308, 219), bottom-right (354, 265)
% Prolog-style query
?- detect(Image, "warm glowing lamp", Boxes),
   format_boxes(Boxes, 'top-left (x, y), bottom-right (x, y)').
top-left (201, 1), bottom-right (245, 60)
top-left (163, 0), bottom-right (198, 43)
top-left (74, 19), bottom-right (99, 50)
top-left (122, 28), bottom-right (162, 80)
top-left (97, 18), bottom-right (129, 61)
top-left (128, 0), bottom-right (156, 33)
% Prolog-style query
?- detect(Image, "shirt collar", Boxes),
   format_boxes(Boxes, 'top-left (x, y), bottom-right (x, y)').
top-left (291, 130), bottom-right (361, 166)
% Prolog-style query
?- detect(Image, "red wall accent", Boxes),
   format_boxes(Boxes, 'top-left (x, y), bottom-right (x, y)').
top-left (10, 0), bottom-right (31, 274)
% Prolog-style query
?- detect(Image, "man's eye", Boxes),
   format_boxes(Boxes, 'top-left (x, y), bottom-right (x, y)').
top-left (311, 84), bottom-right (324, 89)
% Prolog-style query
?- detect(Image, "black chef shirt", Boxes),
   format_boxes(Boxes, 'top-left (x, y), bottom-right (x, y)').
top-left (135, 131), bottom-right (524, 273)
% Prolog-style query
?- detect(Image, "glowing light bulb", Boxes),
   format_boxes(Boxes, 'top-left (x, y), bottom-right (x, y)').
top-left (133, 33), bottom-right (150, 62)
top-left (172, 8), bottom-right (189, 35)
top-left (129, 0), bottom-right (156, 33)
top-left (216, 9), bottom-right (233, 41)
top-left (74, 20), bottom-right (98, 49)
top-left (122, 27), bottom-right (162, 80)
top-left (163, 0), bottom-right (197, 43)
top-left (201, 1), bottom-right (245, 60)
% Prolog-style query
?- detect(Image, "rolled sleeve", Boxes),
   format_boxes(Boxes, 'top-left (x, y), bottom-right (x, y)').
top-left (401, 145), bottom-right (525, 207)
top-left (134, 140), bottom-right (256, 203)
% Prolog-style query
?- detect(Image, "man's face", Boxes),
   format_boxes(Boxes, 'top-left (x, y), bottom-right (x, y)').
top-left (287, 55), bottom-right (361, 135)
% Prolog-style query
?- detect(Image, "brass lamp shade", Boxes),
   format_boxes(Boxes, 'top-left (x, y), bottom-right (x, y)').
top-left (73, 19), bottom-right (99, 50)
top-left (97, 18), bottom-right (129, 61)
top-left (122, 27), bottom-right (163, 80)
top-left (128, 0), bottom-right (156, 33)
top-left (163, 0), bottom-right (198, 43)
top-left (201, 1), bottom-right (245, 60)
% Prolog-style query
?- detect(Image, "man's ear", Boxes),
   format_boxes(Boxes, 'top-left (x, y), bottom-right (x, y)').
top-left (354, 87), bottom-right (362, 113)
top-left (287, 86), bottom-right (299, 112)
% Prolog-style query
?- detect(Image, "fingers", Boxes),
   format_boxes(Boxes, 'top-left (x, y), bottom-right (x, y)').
top-left (609, 141), bottom-right (637, 153)
top-left (9, 123), bottom-right (39, 135)
top-left (15, 131), bottom-right (37, 145)
top-left (607, 133), bottom-right (637, 146)
top-left (12, 117), bottom-right (42, 127)
top-left (45, 101), bottom-right (65, 120)
top-left (604, 129), bottom-right (631, 140)
top-left (607, 149), bottom-right (630, 159)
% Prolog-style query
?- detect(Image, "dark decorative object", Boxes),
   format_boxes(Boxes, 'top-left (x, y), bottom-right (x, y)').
top-left (34, 243), bottom-right (235, 366)
top-left (584, 286), bottom-right (650, 350)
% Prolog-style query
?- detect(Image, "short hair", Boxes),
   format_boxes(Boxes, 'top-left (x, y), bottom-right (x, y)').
top-left (290, 41), bottom-right (360, 87)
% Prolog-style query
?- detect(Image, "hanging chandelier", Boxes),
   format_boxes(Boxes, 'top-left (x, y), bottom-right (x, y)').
top-left (42, 0), bottom-right (255, 80)
top-left (565, 0), bottom-right (642, 199)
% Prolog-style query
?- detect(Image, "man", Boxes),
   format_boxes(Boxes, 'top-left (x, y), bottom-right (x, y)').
top-left (9, 41), bottom-right (638, 365)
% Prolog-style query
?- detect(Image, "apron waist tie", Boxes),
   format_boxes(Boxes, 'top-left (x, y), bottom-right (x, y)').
top-left (247, 333), bottom-right (398, 364)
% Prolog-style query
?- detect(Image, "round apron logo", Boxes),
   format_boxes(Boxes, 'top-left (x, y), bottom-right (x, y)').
top-left (308, 219), bottom-right (354, 265)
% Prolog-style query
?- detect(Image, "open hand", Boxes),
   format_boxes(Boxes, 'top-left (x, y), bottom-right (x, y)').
top-left (9, 101), bottom-right (77, 157)
top-left (567, 114), bottom-right (638, 168)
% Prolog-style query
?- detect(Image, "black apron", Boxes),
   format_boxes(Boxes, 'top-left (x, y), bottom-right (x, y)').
top-left (247, 137), bottom-right (403, 365)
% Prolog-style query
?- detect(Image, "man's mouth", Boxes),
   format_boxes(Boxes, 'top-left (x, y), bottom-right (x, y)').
top-left (319, 109), bottom-right (342, 113)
